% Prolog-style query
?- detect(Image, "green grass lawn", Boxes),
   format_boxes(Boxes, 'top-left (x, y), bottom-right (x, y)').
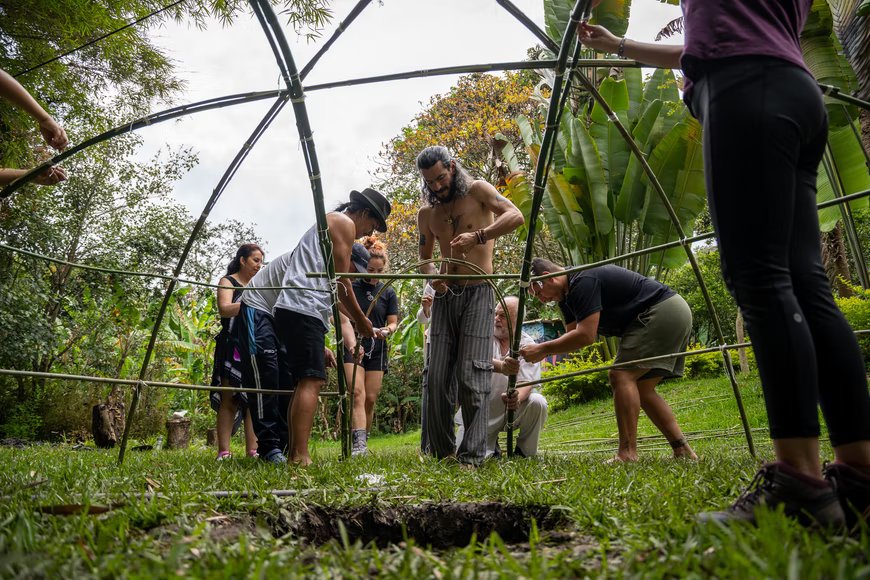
top-left (1, 372), bottom-right (868, 578)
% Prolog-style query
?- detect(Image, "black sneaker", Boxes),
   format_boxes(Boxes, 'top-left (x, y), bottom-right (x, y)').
top-left (823, 463), bottom-right (870, 530)
top-left (697, 462), bottom-right (845, 528)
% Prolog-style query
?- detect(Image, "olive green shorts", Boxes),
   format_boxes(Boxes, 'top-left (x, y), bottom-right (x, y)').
top-left (614, 294), bottom-right (692, 380)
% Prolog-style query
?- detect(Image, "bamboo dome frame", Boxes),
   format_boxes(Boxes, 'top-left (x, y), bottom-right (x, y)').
top-left (0, 0), bottom-right (868, 463)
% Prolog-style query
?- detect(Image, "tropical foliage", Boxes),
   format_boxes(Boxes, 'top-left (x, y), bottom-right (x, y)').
top-left (504, 66), bottom-right (704, 273)
top-left (0, 0), bottom-right (329, 438)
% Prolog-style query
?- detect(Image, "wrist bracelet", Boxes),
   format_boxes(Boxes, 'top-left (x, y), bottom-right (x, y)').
top-left (617, 37), bottom-right (627, 58)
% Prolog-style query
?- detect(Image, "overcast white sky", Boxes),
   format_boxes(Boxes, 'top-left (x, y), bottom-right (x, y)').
top-left (139, 0), bottom-right (681, 259)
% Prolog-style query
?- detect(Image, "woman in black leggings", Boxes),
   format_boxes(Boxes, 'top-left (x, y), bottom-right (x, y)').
top-left (578, 0), bottom-right (869, 527)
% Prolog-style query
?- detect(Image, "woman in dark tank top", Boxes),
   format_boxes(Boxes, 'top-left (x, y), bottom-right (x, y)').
top-left (210, 243), bottom-right (264, 461)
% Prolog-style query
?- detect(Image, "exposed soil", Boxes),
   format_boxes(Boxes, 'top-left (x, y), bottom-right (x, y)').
top-left (272, 502), bottom-right (570, 549)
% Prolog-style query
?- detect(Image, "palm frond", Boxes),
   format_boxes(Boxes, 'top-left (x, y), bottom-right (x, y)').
top-left (655, 17), bottom-right (684, 41)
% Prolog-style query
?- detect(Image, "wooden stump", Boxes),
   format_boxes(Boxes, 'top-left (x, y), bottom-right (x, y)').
top-left (92, 404), bottom-right (117, 448)
top-left (106, 387), bottom-right (125, 441)
top-left (165, 418), bottom-right (192, 449)
top-left (206, 427), bottom-right (218, 447)
top-left (91, 386), bottom-right (127, 449)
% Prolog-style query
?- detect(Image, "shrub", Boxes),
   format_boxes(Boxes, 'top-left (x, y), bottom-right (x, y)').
top-left (1, 400), bottom-right (43, 439)
top-left (540, 344), bottom-right (612, 412)
top-left (683, 344), bottom-right (724, 379)
top-left (836, 282), bottom-right (870, 366)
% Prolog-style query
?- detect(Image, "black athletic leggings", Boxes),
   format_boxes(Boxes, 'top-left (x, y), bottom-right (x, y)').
top-left (689, 56), bottom-right (870, 446)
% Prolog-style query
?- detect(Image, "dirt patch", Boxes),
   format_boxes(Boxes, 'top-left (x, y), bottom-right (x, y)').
top-left (272, 502), bottom-right (569, 549)
top-left (206, 515), bottom-right (258, 543)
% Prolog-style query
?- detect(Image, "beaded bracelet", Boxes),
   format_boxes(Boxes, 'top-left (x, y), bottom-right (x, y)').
top-left (617, 37), bottom-right (627, 58)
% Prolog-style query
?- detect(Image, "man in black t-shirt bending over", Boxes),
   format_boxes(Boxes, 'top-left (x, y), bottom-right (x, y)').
top-left (519, 258), bottom-right (697, 462)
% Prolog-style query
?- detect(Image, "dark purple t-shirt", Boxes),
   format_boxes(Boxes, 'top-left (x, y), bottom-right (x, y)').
top-left (681, 0), bottom-right (812, 103)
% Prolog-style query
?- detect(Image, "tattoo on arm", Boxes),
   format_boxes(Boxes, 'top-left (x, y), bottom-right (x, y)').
top-left (495, 193), bottom-right (510, 204)
top-left (419, 233), bottom-right (426, 246)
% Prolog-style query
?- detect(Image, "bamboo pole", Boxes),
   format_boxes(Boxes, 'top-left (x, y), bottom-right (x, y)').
top-left (299, 0), bottom-right (373, 79)
top-left (0, 369), bottom-right (338, 396)
top-left (117, 95), bottom-right (292, 465)
top-left (303, 59), bottom-right (618, 92)
top-left (7, 189), bottom-right (865, 288)
top-left (307, 271), bottom-right (520, 280)
top-left (3, 75), bottom-right (864, 202)
top-left (251, 0), bottom-right (356, 459)
top-left (822, 145), bottom-right (869, 289)
top-left (503, 0), bottom-right (591, 458)
top-left (496, 0), bottom-right (756, 458)
top-left (0, 90), bottom-right (284, 200)
top-left (517, 329), bottom-right (868, 389)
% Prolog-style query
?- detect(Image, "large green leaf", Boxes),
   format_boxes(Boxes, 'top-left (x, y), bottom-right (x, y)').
top-left (516, 114), bottom-right (541, 151)
top-left (614, 99), bottom-right (664, 222)
top-left (550, 173), bottom-right (583, 213)
top-left (590, 77), bottom-right (631, 204)
top-left (624, 67), bottom-right (643, 125)
top-left (590, 0), bottom-right (631, 39)
top-left (544, 0), bottom-right (631, 47)
top-left (641, 121), bottom-right (691, 235)
top-left (646, 119), bottom-right (707, 269)
top-left (801, 0), bottom-right (860, 128)
top-left (568, 118), bottom-right (614, 237)
top-left (543, 0), bottom-right (573, 47)
top-left (817, 121), bottom-right (870, 231)
top-left (541, 194), bottom-right (571, 246)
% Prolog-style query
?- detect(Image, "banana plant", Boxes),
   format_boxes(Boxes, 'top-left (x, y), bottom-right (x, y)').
top-left (802, 0), bottom-right (869, 226)
top-left (534, 0), bottom-right (868, 260)
top-left (503, 66), bottom-right (705, 274)
top-left (159, 287), bottom-right (218, 388)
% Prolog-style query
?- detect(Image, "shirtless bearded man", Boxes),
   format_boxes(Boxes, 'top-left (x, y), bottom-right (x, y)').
top-left (416, 146), bottom-right (524, 465)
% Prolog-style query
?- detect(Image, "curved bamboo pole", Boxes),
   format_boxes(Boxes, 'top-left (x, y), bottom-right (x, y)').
top-left (496, 0), bottom-right (756, 458)
top-left (299, 0), bottom-right (373, 80)
top-left (0, 369), bottom-right (339, 396)
top-left (0, 90), bottom-right (284, 200)
top-left (117, 95), bottom-right (291, 464)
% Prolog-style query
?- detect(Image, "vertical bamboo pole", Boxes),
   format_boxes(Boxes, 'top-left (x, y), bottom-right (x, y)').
top-left (822, 144), bottom-right (869, 289)
top-left (506, 0), bottom-right (590, 457)
top-left (252, 0), bottom-right (355, 458)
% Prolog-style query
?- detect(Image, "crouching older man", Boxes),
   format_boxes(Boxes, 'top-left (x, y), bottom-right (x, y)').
top-left (456, 296), bottom-right (548, 458)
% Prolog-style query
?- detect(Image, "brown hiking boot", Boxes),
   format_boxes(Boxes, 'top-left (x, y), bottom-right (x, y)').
top-left (697, 462), bottom-right (845, 528)
top-left (823, 463), bottom-right (870, 530)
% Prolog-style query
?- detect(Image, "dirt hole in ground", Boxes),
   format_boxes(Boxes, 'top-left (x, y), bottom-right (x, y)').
top-left (272, 502), bottom-right (569, 548)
